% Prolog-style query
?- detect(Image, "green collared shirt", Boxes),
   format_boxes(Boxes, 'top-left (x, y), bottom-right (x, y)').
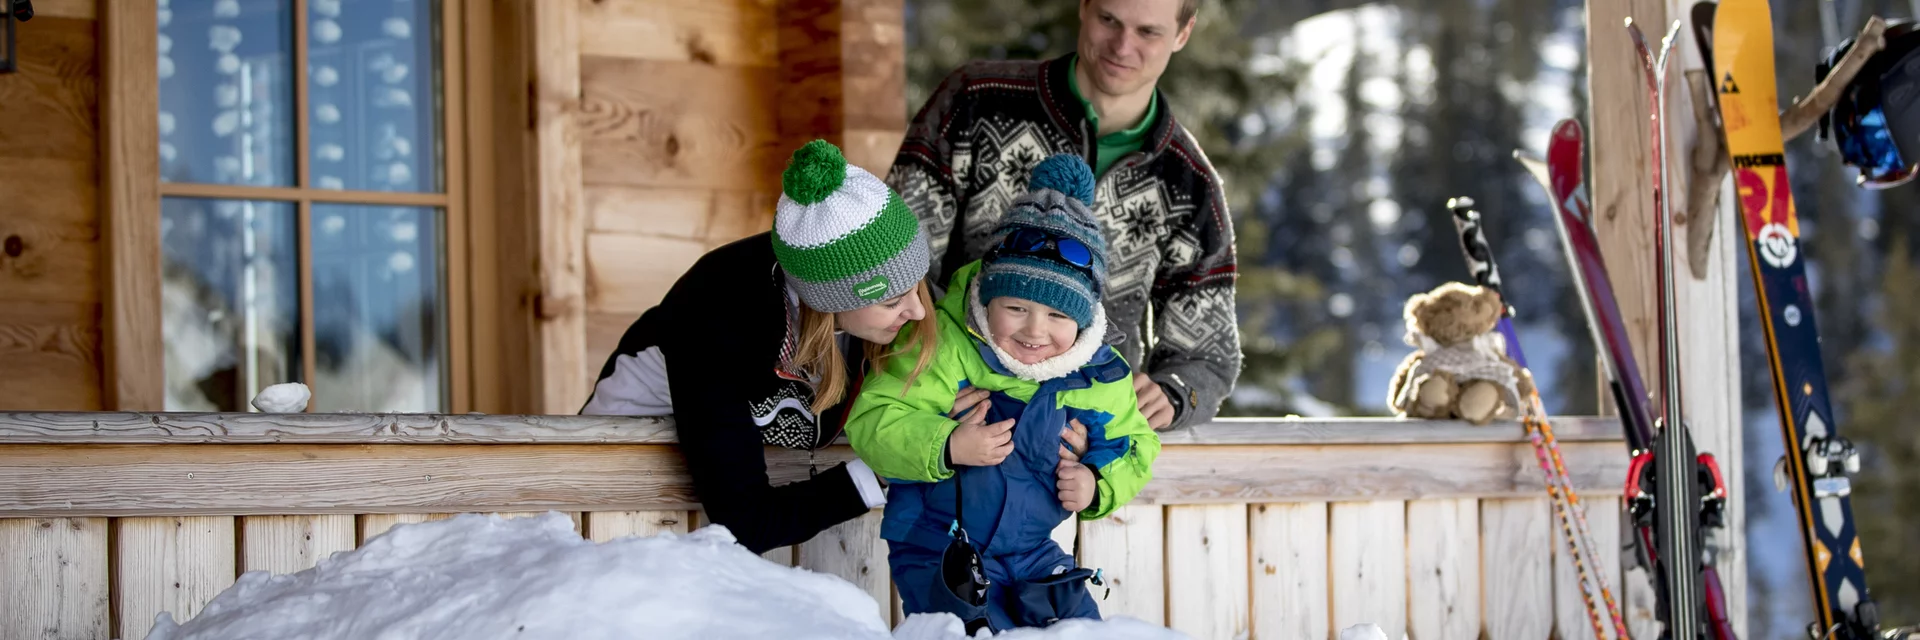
top-left (1068, 55), bottom-right (1159, 178)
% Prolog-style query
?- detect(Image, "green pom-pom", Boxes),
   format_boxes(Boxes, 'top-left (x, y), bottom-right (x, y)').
top-left (782, 139), bottom-right (847, 205)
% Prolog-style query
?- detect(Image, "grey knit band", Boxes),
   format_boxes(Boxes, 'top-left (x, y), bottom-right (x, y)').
top-left (787, 225), bottom-right (931, 313)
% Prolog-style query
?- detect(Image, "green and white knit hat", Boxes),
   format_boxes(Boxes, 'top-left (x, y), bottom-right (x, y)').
top-left (772, 140), bottom-right (930, 312)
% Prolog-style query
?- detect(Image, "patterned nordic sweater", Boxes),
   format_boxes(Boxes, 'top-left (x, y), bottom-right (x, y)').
top-left (886, 53), bottom-right (1242, 429)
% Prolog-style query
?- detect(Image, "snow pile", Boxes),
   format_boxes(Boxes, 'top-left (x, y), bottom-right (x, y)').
top-left (142, 512), bottom-right (1189, 640)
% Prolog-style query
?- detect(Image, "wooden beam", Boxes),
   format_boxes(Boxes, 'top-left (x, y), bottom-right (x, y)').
top-left (475, 0), bottom-right (536, 415)
top-left (775, 0), bottom-right (906, 174)
top-left (1668, 0), bottom-right (1746, 631)
top-left (0, 436), bottom-right (1628, 517)
top-left (99, 0), bottom-right (163, 411)
top-left (1589, 0), bottom-right (1747, 632)
top-left (530, 0), bottom-right (590, 413)
top-left (1587, 2), bottom-right (1664, 633)
top-left (0, 411), bottom-right (1620, 444)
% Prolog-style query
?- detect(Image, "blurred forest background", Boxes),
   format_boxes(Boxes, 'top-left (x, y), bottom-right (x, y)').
top-left (900, 0), bottom-right (1920, 634)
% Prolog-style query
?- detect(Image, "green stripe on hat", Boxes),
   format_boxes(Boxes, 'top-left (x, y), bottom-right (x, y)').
top-left (772, 191), bottom-right (919, 283)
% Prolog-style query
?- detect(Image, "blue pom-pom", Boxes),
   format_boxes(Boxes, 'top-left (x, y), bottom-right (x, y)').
top-left (1028, 154), bottom-right (1095, 205)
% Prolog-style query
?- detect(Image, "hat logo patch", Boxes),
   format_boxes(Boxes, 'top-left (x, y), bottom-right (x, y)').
top-left (854, 275), bottom-right (891, 300)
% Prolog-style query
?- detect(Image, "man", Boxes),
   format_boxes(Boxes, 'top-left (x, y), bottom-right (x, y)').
top-left (886, 0), bottom-right (1240, 430)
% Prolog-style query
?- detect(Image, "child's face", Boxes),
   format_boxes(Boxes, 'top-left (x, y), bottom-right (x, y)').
top-left (986, 297), bottom-right (1079, 364)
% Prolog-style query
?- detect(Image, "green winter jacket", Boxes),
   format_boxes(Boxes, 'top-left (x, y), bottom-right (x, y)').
top-left (847, 261), bottom-right (1159, 527)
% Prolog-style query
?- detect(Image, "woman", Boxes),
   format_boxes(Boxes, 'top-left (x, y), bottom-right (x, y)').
top-left (580, 140), bottom-right (939, 553)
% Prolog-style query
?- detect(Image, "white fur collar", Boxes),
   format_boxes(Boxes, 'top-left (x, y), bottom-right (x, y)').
top-left (966, 280), bottom-right (1107, 382)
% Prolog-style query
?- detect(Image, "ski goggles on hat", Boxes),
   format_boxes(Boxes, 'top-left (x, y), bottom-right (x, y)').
top-left (1817, 20), bottom-right (1920, 189)
top-left (1833, 107), bottom-right (1916, 189)
top-left (992, 228), bottom-right (1095, 269)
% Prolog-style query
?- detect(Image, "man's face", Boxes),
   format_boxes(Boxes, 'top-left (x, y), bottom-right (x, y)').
top-left (1077, 0), bottom-right (1192, 99)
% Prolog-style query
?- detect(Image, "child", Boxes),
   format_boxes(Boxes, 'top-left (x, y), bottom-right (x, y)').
top-left (846, 154), bottom-right (1160, 632)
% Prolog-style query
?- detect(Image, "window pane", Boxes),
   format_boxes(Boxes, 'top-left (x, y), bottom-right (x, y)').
top-left (308, 0), bottom-right (442, 192)
top-left (311, 204), bottom-right (442, 412)
top-left (158, 0), bottom-right (296, 186)
top-left (161, 198), bottom-right (302, 411)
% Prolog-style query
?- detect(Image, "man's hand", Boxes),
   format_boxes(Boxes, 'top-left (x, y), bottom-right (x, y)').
top-left (949, 418), bottom-right (1015, 467)
top-left (1134, 373), bottom-right (1175, 431)
top-left (1059, 418), bottom-right (1089, 463)
top-left (1056, 460), bottom-right (1096, 512)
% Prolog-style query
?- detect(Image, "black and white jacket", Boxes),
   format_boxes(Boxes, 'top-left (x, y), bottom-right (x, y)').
top-left (887, 53), bottom-right (1242, 429)
top-left (581, 233), bottom-right (885, 553)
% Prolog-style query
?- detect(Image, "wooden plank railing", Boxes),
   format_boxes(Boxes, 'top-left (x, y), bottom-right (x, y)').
top-left (0, 412), bottom-right (1631, 640)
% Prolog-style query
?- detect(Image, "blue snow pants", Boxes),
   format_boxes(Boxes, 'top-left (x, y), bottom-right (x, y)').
top-left (888, 536), bottom-right (1101, 632)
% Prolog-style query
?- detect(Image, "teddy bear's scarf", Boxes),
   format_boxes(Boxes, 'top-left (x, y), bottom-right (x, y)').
top-left (1399, 330), bottom-right (1524, 411)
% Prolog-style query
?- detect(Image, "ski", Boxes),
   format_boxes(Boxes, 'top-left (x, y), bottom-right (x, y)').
top-left (1447, 196), bottom-right (1626, 640)
top-left (1514, 115), bottom-right (1735, 640)
top-left (1712, 0), bottom-right (1883, 636)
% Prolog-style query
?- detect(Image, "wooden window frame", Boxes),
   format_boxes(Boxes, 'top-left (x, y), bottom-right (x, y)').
top-left (103, 0), bottom-right (493, 413)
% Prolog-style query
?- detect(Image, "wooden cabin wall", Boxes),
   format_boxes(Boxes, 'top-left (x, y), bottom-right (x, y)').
top-left (508, 0), bottom-right (907, 413)
top-left (0, 2), bottom-right (102, 412)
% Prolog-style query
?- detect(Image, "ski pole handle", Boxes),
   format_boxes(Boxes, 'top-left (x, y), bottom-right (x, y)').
top-left (1448, 196), bottom-right (1522, 322)
top-left (1447, 196), bottom-right (1506, 300)
top-left (1447, 196), bottom-right (1528, 369)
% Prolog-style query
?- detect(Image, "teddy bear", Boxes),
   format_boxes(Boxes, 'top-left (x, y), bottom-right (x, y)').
top-left (1385, 282), bottom-right (1535, 425)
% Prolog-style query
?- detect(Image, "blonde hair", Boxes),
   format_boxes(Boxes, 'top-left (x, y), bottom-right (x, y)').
top-left (795, 281), bottom-right (940, 414)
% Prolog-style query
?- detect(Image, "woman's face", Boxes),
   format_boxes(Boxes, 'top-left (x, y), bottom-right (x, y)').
top-left (834, 284), bottom-right (928, 345)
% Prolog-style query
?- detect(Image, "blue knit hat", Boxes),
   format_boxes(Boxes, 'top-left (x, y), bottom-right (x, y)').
top-left (978, 154), bottom-right (1108, 329)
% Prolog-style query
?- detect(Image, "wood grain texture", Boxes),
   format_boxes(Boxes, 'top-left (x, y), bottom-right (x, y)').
top-left (585, 509), bottom-right (690, 542)
top-left (239, 515), bottom-right (356, 576)
top-left (1165, 504), bottom-right (1248, 640)
top-left (1250, 502), bottom-right (1327, 640)
top-left (1586, 0), bottom-right (1666, 400)
top-left (100, 0), bottom-right (163, 411)
top-left (1552, 497), bottom-right (1623, 640)
top-left (762, 544), bottom-right (794, 567)
top-left (113, 516), bottom-right (236, 640)
top-left (0, 16), bottom-right (98, 162)
top-left (579, 0), bottom-right (779, 67)
top-left (473, 0), bottom-right (538, 416)
top-left (833, 0), bottom-right (905, 136)
top-left (586, 231), bottom-right (711, 315)
top-left (0, 16), bottom-right (103, 414)
top-left (1078, 504), bottom-right (1165, 625)
top-left (357, 513), bottom-right (454, 543)
top-left (1137, 440), bottom-right (1628, 504)
top-left (3, 431), bottom-right (1636, 518)
top-left (32, 0), bottom-right (96, 19)
top-left (1331, 501), bottom-right (1407, 639)
top-left (580, 57), bottom-right (782, 192)
top-left (0, 412), bottom-right (1619, 445)
top-left (1406, 498), bottom-right (1480, 640)
top-left (1482, 498), bottom-right (1553, 640)
top-left (0, 302), bottom-right (102, 411)
top-left (774, 0), bottom-right (844, 152)
top-left (532, 0), bottom-right (591, 414)
top-left (0, 161), bottom-right (100, 304)
top-left (585, 186), bottom-right (712, 239)
top-left (795, 509), bottom-right (889, 623)
top-left (0, 411), bottom-right (679, 443)
top-left (772, 0), bottom-right (904, 165)
top-left (1156, 416), bottom-right (1623, 445)
top-left (2, 445), bottom-right (716, 517)
top-left (0, 517), bottom-right (109, 640)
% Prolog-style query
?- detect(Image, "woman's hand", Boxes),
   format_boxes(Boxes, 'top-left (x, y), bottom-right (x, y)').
top-left (948, 418), bottom-right (1015, 467)
top-left (950, 386), bottom-right (991, 427)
